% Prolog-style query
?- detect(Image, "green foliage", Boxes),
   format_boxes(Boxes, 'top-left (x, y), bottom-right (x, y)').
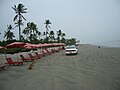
top-left (0, 41), bottom-right (7, 46)
top-left (0, 40), bottom-right (17, 46)
top-left (66, 38), bottom-right (76, 45)
top-left (0, 48), bottom-right (21, 54)
top-left (23, 22), bottom-right (39, 42)
top-left (0, 47), bottom-right (31, 54)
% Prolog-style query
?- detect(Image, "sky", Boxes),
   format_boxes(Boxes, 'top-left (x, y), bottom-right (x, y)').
top-left (0, 0), bottom-right (120, 45)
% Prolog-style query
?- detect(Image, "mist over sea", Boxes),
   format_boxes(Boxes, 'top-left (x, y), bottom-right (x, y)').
top-left (93, 40), bottom-right (120, 47)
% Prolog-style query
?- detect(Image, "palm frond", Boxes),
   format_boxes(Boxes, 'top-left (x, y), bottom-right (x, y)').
top-left (12, 5), bottom-right (17, 11)
top-left (14, 25), bottom-right (19, 28)
top-left (48, 26), bottom-right (51, 29)
top-left (13, 15), bottom-right (18, 21)
top-left (21, 15), bottom-right (26, 21)
top-left (24, 8), bottom-right (27, 10)
top-left (22, 11), bottom-right (27, 13)
top-left (4, 31), bottom-right (7, 38)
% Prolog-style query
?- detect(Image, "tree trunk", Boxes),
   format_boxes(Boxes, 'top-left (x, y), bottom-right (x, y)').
top-left (19, 16), bottom-right (21, 41)
top-left (19, 24), bottom-right (21, 41)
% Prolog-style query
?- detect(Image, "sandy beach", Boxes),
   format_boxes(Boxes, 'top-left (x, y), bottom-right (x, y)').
top-left (0, 44), bottom-right (120, 90)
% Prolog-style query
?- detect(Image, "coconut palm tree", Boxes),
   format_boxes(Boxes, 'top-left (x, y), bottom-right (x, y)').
top-left (23, 22), bottom-right (38, 42)
top-left (4, 25), bottom-right (15, 40)
top-left (22, 26), bottom-right (29, 40)
top-left (61, 33), bottom-right (66, 43)
top-left (61, 32), bottom-right (66, 39)
top-left (44, 20), bottom-right (51, 38)
top-left (12, 3), bottom-right (27, 41)
top-left (57, 30), bottom-right (62, 43)
top-left (23, 22), bottom-right (30, 40)
top-left (42, 31), bottom-right (46, 40)
top-left (37, 31), bottom-right (41, 40)
top-left (29, 22), bottom-right (38, 41)
top-left (49, 31), bottom-right (55, 42)
top-left (4, 31), bottom-right (15, 40)
top-left (7, 25), bottom-right (13, 30)
top-left (20, 35), bottom-right (25, 41)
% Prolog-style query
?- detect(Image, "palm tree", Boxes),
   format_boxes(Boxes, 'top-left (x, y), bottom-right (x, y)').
top-left (7, 25), bottom-right (13, 30)
top-left (61, 33), bottom-right (66, 43)
top-left (61, 32), bottom-right (66, 39)
top-left (23, 22), bottom-right (38, 42)
top-left (49, 31), bottom-right (55, 42)
top-left (23, 22), bottom-right (30, 40)
top-left (12, 3), bottom-right (27, 41)
top-left (57, 30), bottom-right (62, 43)
top-left (22, 26), bottom-right (29, 40)
top-left (20, 35), bottom-right (25, 41)
top-left (37, 31), bottom-right (41, 40)
top-left (42, 31), bottom-right (46, 39)
top-left (4, 25), bottom-right (15, 40)
top-left (4, 31), bottom-right (15, 40)
top-left (44, 20), bottom-right (51, 38)
top-left (29, 22), bottom-right (38, 41)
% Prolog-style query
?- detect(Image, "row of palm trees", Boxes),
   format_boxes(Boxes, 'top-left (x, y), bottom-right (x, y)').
top-left (4, 3), bottom-right (66, 43)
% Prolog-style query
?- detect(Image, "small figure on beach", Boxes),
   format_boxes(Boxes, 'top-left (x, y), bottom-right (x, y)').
top-left (28, 62), bottom-right (34, 70)
top-left (98, 46), bottom-right (100, 48)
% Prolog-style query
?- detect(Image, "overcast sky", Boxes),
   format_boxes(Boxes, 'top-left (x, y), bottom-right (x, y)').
top-left (0, 0), bottom-right (120, 44)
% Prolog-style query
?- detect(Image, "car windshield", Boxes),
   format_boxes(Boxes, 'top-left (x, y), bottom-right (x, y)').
top-left (66, 45), bottom-right (76, 49)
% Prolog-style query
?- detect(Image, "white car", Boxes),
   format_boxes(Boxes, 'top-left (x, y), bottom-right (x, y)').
top-left (65, 45), bottom-right (78, 55)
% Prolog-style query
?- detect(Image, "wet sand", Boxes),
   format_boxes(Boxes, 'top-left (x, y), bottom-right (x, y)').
top-left (0, 44), bottom-right (120, 90)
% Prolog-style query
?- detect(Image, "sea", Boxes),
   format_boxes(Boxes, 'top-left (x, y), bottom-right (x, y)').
top-left (93, 40), bottom-right (120, 48)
